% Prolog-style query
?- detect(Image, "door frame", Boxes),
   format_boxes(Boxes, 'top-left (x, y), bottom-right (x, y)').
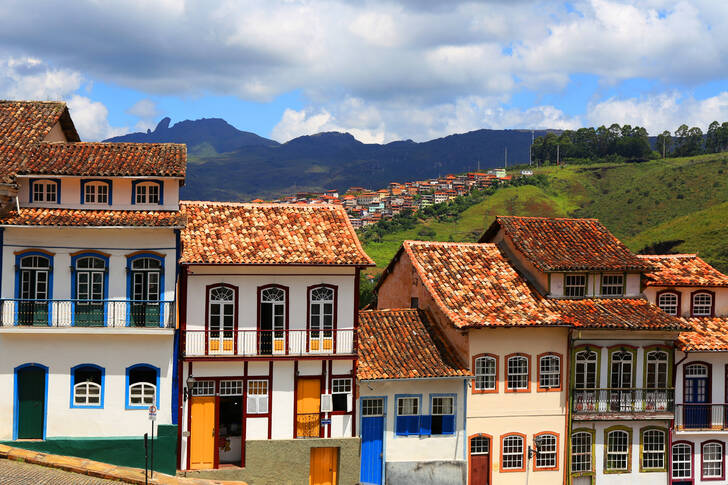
top-left (13, 363), bottom-right (49, 440)
top-left (294, 375), bottom-right (323, 438)
top-left (358, 395), bottom-right (387, 485)
top-left (468, 433), bottom-right (493, 485)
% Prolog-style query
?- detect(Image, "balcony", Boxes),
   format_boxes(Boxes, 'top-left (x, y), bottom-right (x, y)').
top-left (0, 299), bottom-right (175, 328)
top-left (572, 388), bottom-right (675, 420)
top-left (675, 404), bottom-right (728, 431)
top-left (184, 328), bottom-right (355, 357)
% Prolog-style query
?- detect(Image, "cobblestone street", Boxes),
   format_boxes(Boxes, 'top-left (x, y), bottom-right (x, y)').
top-left (0, 459), bottom-right (124, 484)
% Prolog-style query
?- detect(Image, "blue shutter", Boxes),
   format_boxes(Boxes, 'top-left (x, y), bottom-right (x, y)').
top-left (419, 415), bottom-right (432, 436)
top-left (442, 414), bottom-right (455, 435)
top-left (395, 415), bottom-right (407, 436)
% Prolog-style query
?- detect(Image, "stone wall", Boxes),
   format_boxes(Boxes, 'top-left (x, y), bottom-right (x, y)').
top-left (386, 461), bottom-right (466, 485)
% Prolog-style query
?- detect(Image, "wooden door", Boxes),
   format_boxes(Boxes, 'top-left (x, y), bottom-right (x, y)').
top-left (360, 398), bottom-right (385, 485)
top-left (469, 436), bottom-right (490, 485)
top-left (189, 396), bottom-right (216, 469)
top-left (310, 447), bottom-right (338, 485)
top-left (297, 378), bottom-right (321, 437)
top-left (17, 366), bottom-right (45, 439)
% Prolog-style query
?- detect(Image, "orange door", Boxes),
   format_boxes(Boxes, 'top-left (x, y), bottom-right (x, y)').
top-left (296, 378), bottom-right (321, 437)
top-left (310, 447), bottom-right (338, 485)
top-left (189, 396), bottom-right (216, 469)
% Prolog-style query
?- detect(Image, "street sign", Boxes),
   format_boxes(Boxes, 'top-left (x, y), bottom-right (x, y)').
top-left (148, 405), bottom-right (157, 421)
top-left (321, 419), bottom-right (331, 425)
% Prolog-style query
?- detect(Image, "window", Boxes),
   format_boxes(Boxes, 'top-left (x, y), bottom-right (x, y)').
top-left (474, 355), bottom-right (497, 392)
top-left (30, 179), bottom-right (59, 203)
top-left (133, 181), bottom-right (161, 204)
top-left (259, 286), bottom-right (286, 354)
top-left (534, 433), bottom-right (558, 470)
top-left (605, 428), bottom-right (631, 472)
top-left (208, 285), bottom-right (235, 353)
top-left (641, 428), bottom-right (665, 471)
top-left (610, 349), bottom-right (634, 389)
top-left (246, 380), bottom-right (269, 414)
top-left (672, 442), bottom-right (692, 480)
top-left (126, 365), bottom-right (158, 409)
top-left (128, 255), bottom-right (163, 327)
top-left (692, 292), bottom-right (713, 317)
top-left (73, 255), bottom-right (107, 327)
top-left (574, 349), bottom-right (598, 389)
top-left (657, 292), bottom-right (679, 315)
top-left (332, 378), bottom-right (352, 412)
top-left (395, 396), bottom-right (420, 436)
top-left (471, 436), bottom-right (490, 455)
top-left (310, 286), bottom-right (335, 350)
top-left (571, 431), bottom-right (593, 473)
top-left (361, 398), bottom-right (384, 416)
top-left (191, 380), bottom-right (215, 396)
top-left (702, 441), bottom-right (724, 479)
top-left (645, 350), bottom-right (669, 389)
top-left (71, 365), bottom-right (103, 408)
top-left (538, 354), bottom-right (561, 390)
top-left (82, 180), bottom-right (110, 204)
top-left (506, 355), bottom-right (529, 391)
top-left (564, 274), bottom-right (587, 297)
top-left (601, 274), bottom-right (624, 296)
top-left (17, 253), bottom-right (52, 326)
top-left (410, 297), bottom-right (419, 308)
top-left (501, 434), bottom-right (525, 471)
top-left (430, 395), bottom-right (455, 435)
top-left (220, 380), bottom-right (243, 396)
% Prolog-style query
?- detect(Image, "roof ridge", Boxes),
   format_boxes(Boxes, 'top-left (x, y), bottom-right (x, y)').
top-left (181, 200), bottom-right (340, 209)
top-left (40, 141), bottom-right (187, 148)
top-left (637, 253), bottom-right (697, 259)
top-left (404, 240), bottom-right (497, 248)
top-left (497, 215), bottom-right (599, 221)
top-left (361, 308), bottom-right (419, 313)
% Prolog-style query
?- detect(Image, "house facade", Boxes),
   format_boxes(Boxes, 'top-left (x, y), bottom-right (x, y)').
top-left (0, 101), bottom-right (185, 472)
top-left (357, 308), bottom-right (471, 485)
top-left (641, 254), bottom-right (728, 485)
top-left (177, 201), bottom-right (373, 484)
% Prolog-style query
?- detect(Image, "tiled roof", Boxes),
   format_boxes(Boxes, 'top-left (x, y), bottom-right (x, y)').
top-left (357, 309), bottom-right (471, 380)
top-left (639, 254), bottom-right (728, 287)
top-left (180, 201), bottom-right (374, 265)
top-left (399, 241), bottom-right (562, 328)
top-left (552, 298), bottom-right (687, 331)
top-left (0, 101), bottom-right (79, 183)
top-left (0, 207), bottom-right (185, 227)
top-left (678, 317), bottom-right (728, 352)
top-left (19, 142), bottom-right (187, 177)
top-left (480, 216), bottom-right (651, 272)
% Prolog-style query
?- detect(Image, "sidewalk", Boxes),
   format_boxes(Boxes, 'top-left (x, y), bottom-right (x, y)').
top-left (0, 444), bottom-right (246, 485)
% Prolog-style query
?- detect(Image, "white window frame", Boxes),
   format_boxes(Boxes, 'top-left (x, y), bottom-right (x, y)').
top-left (32, 180), bottom-right (57, 203)
top-left (702, 442), bottom-right (724, 478)
top-left (502, 435), bottom-right (525, 470)
top-left (84, 181), bottom-right (109, 204)
top-left (657, 292), bottom-right (679, 315)
top-left (692, 292), bottom-right (713, 316)
top-left (129, 382), bottom-right (156, 407)
top-left (641, 429), bottom-right (666, 471)
top-left (397, 396), bottom-right (419, 416)
top-left (671, 443), bottom-right (692, 480)
top-left (134, 182), bottom-right (160, 205)
top-left (474, 355), bottom-right (496, 391)
top-left (601, 273), bottom-right (624, 296)
top-left (606, 430), bottom-right (630, 472)
top-left (73, 381), bottom-right (101, 406)
top-left (535, 433), bottom-right (558, 469)
top-left (571, 431), bottom-right (593, 473)
top-left (191, 380), bottom-right (215, 396)
top-left (539, 355), bottom-right (561, 389)
top-left (361, 398), bottom-right (384, 417)
top-left (220, 380), bottom-right (243, 396)
top-left (507, 356), bottom-right (529, 390)
top-left (246, 379), bottom-right (269, 414)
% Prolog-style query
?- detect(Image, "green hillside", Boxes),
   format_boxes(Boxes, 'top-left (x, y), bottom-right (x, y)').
top-left (361, 153), bottom-right (728, 272)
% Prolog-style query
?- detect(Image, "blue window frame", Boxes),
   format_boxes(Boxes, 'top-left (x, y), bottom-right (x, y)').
top-left (395, 394), bottom-right (421, 436)
top-left (125, 252), bottom-right (165, 327)
top-left (131, 179), bottom-right (163, 205)
top-left (71, 252), bottom-right (109, 327)
top-left (428, 393), bottom-right (456, 435)
top-left (125, 364), bottom-right (160, 410)
top-left (80, 179), bottom-right (112, 205)
top-left (29, 178), bottom-right (61, 204)
top-left (70, 364), bottom-right (105, 409)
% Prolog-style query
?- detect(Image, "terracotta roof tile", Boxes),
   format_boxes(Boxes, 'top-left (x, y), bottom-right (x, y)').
top-left (0, 207), bottom-right (185, 227)
top-left (180, 201), bottom-right (374, 265)
top-left (401, 241), bottom-right (562, 328)
top-left (552, 298), bottom-right (687, 331)
top-left (357, 309), bottom-right (471, 380)
top-left (481, 216), bottom-right (650, 272)
top-left (639, 254), bottom-right (728, 287)
top-left (19, 142), bottom-right (186, 177)
top-left (678, 317), bottom-right (728, 351)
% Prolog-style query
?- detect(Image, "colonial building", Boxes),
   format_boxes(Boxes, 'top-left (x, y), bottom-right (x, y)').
top-left (376, 238), bottom-right (569, 485)
top-left (641, 254), bottom-right (728, 485)
top-left (177, 202), bottom-right (373, 484)
top-left (357, 308), bottom-right (471, 485)
top-left (0, 101), bottom-right (185, 472)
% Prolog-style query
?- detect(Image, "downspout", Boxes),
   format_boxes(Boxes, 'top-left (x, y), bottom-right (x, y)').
top-left (565, 328), bottom-right (573, 485)
top-left (171, 228), bottom-right (182, 425)
top-left (669, 348), bottom-right (689, 485)
top-left (0, 227), bottom-right (4, 298)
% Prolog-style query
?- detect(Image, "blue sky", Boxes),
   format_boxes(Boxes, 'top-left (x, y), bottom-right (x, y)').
top-left (0, 0), bottom-right (726, 142)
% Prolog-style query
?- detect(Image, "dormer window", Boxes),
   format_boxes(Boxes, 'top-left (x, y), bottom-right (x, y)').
top-left (131, 180), bottom-right (163, 205)
top-left (564, 274), bottom-right (587, 297)
top-left (657, 291), bottom-right (679, 315)
top-left (601, 274), bottom-right (624, 296)
top-left (691, 291), bottom-right (714, 317)
top-left (30, 179), bottom-right (60, 203)
top-left (81, 180), bottom-right (111, 205)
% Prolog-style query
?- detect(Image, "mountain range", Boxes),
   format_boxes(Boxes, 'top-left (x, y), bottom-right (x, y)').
top-left (106, 118), bottom-right (551, 200)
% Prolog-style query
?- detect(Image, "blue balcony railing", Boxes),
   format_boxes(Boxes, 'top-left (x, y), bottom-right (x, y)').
top-left (0, 299), bottom-right (175, 328)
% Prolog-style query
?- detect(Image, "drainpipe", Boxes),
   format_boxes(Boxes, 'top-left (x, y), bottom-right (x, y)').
top-left (565, 329), bottom-right (573, 485)
top-left (0, 227), bottom-right (4, 298)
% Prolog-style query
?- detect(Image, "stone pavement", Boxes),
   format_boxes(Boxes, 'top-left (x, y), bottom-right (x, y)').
top-left (0, 444), bottom-right (245, 485)
top-left (0, 458), bottom-right (123, 484)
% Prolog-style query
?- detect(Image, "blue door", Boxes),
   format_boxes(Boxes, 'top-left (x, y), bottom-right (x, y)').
top-left (684, 363), bottom-right (709, 429)
top-left (360, 398), bottom-right (385, 485)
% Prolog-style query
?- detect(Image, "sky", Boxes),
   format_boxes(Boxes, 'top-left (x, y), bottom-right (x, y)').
top-left (0, 0), bottom-right (727, 143)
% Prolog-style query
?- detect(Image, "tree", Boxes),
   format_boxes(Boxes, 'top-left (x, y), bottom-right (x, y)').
top-left (655, 130), bottom-right (672, 158)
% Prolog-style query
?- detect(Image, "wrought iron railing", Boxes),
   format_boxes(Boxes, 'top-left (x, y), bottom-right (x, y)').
top-left (296, 413), bottom-right (321, 438)
top-left (184, 328), bottom-right (355, 356)
top-left (572, 388), bottom-right (674, 414)
top-left (0, 299), bottom-right (175, 328)
top-left (675, 404), bottom-right (728, 430)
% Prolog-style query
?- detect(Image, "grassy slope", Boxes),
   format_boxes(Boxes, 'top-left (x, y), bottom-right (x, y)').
top-left (362, 153), bottom-right (728, 272)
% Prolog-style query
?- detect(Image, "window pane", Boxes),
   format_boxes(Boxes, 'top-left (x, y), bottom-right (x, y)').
top-left (507, 356), bottom-right (528, 390)
top-left (475, 356), bottom-right (496, 390)
top-left (535, 434), bottom-right (557, 469)
top-left (571, 432), bottom-right (592, 472)
top-left (539, 355), bottom-right (560, 389)
top-left (502, 436), bottom-right (524, 469)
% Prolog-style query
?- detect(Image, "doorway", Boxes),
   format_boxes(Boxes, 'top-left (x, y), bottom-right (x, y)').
top-left (189, 396), bottom-right (216, 469)
top-left (310, 447), bottom-right (338, 485)
top-left (469, 435), bottom-right (491, 485)
top-left (360, 397), bottom-right (385, 485)
top-left (296, 378), bottom-right (321, 437)
top-left (15, 364), bottom-right (47, 439)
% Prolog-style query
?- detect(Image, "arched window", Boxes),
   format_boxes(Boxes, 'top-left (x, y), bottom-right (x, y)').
top-left (474, 355), bottom-right (497, 391)
top-left (671, 442), bottom-right (692, 481)
top-left (207, 285), bottom-right (236, 354)
top-left (506, 355), bottom-right (529, 391)
top-left (692, 292), bottom-right (713, 317)
top-left (571, 430), bottom-right (593, 473)
top-left (574, 349), bottom-right (598, 389)
top-left (309, 286), bottom-right (335, 351)
top-left (534, 432), bottom-right (558, 470)
top-left (702, 441), bottom-right (724, 479)
top-left (73, 255), bottom-right (107, 327)
top-left (501, 434), bottom-right (525, 471)
top-left (610, 350), bottom-right (633, 388)
top-left (605, 428), bottom-right (631, 472)
top-left (646, 350), bottom-right (669, 389)
top-left (126, 364), bottom-right (158, 409)
top-left (81, 180), bottom-right (111, 205)
top-left (71, 364), bottom-right (103, 408)
top-left (641, 428), bottom-right (666, 471)
top-left (132, 180), bottom-right (162, 205)
top-left (259, 286), bottom-right (287, 355)
top-left (657, 292), bottom-right (679, 315)
top-left (17, 253), bottom-right (52, 326)
top-left (128, 255), bottom-right (163, 327)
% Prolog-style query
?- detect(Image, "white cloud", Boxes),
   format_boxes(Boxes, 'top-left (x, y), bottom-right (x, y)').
top-left (127, 98), bottom-right (158, 119)
top-left (67, 95), bottom-right (128, 141)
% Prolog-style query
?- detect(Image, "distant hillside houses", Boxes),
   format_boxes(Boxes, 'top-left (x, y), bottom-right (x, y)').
top-left (269, 169), bottom-right (515, 228)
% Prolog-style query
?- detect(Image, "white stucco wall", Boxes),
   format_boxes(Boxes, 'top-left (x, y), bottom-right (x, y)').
top-left (0, 331), bottom-right (174, 439)
top-left (16, 176), bottom-right (181, 211)
top-left (358, 378), bottom-right (467, 464)
top-left (549, 272), bottom-right (642, 298)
